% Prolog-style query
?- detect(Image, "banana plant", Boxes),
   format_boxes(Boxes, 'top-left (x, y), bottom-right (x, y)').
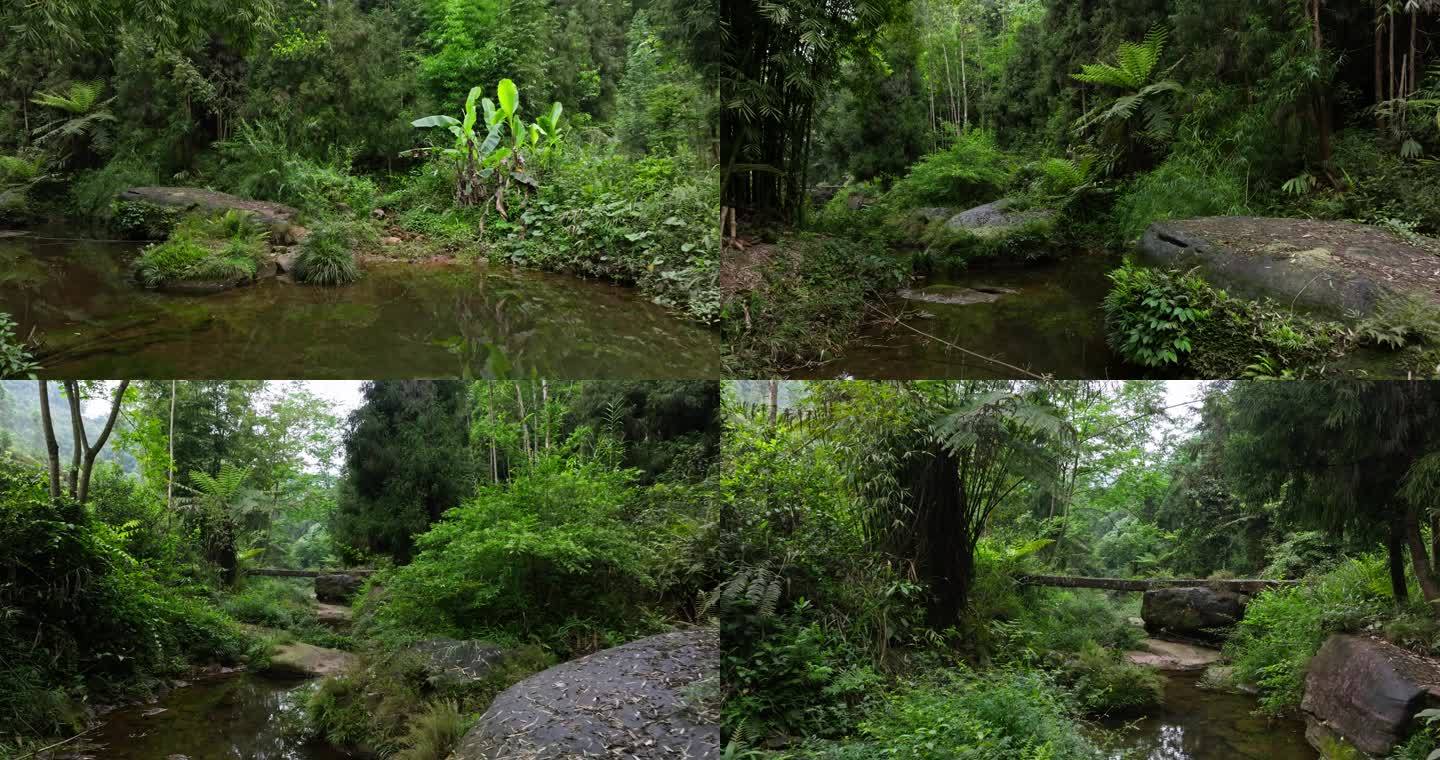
top-left (410, 79), bottom-right (565, 213)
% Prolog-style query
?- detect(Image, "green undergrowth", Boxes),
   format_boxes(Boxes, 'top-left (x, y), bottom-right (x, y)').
top-left (0, 459), bottom-right (253, 745)
top-left (722, 235), bottom-right (907, 376)
top-left (1103, 262), bottom-right (1352, 376)
top-left (221, 578), bottom-right (355, 650)
top-left (134, 210), bottom-right (270, 288)
top-left (294, 222), bottom-right (364, 286)
top-left (303, 643), bottom-right (554, 758)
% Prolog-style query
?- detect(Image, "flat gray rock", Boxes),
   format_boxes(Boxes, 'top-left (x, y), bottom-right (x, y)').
top-left (1138, 217), bottom-right (1440, 318)
top-left (944, 199), bottom-right (1056, 237)
top-left (898, 284), bottom-right (1018, 306)
top-left (453, 628), bottom-right (718, 759)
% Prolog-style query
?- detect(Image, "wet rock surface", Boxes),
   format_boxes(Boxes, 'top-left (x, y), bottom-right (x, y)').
top-left (453, 628), bottom-right (719, 759)
top-left (1142, 586), bottom-right (1247, 640)
top-left (263, 642), bottom-right (357, 679)
top-left (1125, 638), bottom-right (1224, 671)
top-left (1137, 217), bottom-right (1440, 318)
top-left (1302, 634), bottom-right (1440, 756)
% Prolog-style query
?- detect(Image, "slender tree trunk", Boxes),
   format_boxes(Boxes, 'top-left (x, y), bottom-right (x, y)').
top-left (768, 380), bottom-right (779, 425)
top-left (514, 382), bottom-right (531, 465)
top-left (1389, 513), bottom-right (1411, 602)
top-left (929, 82), bottom-right (937, 149)
top-left (1390, 5), bottom-right (1397, 104)
top-left (1376, 7), bottom-right (1387, 128)
top-left (960, 35), bottom-right (969, 128)
top-left (488, 383), bottom-right (498, 482)
top-left (64, 382), bottom-right (83, 499)
top-left (76, 381), bottom-right (128, 506)
top-left (37, 381), bottom-right (61, 502)
top-left (1410, 8), bottom-right (1418, 96)
top-left (541, 380), bottom-right (550, 451)
top-left (942, 45), bottom-right (958, 128)
top-left (167, 381), bottom-right (176, 512)
top-left (1405, 502), bottom-right (1440, 605)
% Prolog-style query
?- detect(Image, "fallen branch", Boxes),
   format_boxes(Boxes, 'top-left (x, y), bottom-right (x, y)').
top-left (17, 725), bottom-right (99, 759)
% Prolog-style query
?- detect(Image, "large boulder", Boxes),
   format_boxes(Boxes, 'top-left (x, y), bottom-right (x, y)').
top-left (119, 187), bottom-right (306, 243)
top-left (1302, 634), bottom-right (1440, 756)
top-left (263, 642), bottom-right (357, 678)
top-left (403, 638), bottom-right (509, 688)
top-left (1137, 217), bottom-right (1440, 318)
top-left (453, 628), bottom-right (719, 759)
top-left (1141, 586), bottom-right (1246, 639)
top-left (314, 573), bottom-right (363, 604)
top-left (943, 198), bottom-right (1056, 239)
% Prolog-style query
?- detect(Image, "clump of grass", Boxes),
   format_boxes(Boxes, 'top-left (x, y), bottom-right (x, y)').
top-left (295, 224), bottom-right (361, 286)
top-left (134, 210), bottom-right (269, 287)
top-left (393, 699), bottom-right (473, 760)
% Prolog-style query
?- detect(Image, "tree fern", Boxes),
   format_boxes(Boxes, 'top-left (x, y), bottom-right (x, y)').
top-left (1072, 26), bottom-right (1183, 157)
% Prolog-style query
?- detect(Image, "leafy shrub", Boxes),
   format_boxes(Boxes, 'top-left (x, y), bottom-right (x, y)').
top-left (70, 154), bottom-right (161, 221)
top-left (0, 312), bottom-right (40, 379)
top-left (917, 217), bottom-right (1059, 273)
top-left (838, 669), bottom-right (1104, 759)
top-left (1058, 642), bottom-right (1163, 716)
top-left (1103, 262), bottom-right (1212, 367)
top-left (0, 460), bottom-right (249, 736)
top-left (111, 200), bottom-right (182, 240)
top-left (294, 223), bottom-right (361, 286)
top-left (722, 235), bottom-right (906, 375)
top-left (1225, 555), bottom-right (1394, 713)
top-left (222, 578), bottom-right (313, 629)
top-left (214, 121), bottom-right (379, 217)
top-left (885, 130), bottom-right (1014, 210)
top-left (375, 457), bottom-right (660, 649)
top-left (1112, 153), bottom-right (1249, 242)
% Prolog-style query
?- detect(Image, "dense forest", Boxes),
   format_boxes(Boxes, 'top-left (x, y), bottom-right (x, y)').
top-left (720, 0), bottom-right (1440, 379)
top-left (721, 379), bottom-right (1440, 759)
top-left (0, 379), bottom-right (719, 758)
top-left (0, 0), bottom-right (719, 379)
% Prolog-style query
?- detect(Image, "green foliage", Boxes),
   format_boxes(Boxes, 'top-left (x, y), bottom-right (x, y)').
top-left (221, 577), bottom-right (314, 629)
top-left (840, 669), bottom-right (1104, 759)
top-left (1057, 642), bottom-right (1163, 716)
top-left (0, 458), bottom-right (250, 737)
top-left (0, 313), bottom-right (40, 379)
top-left (377, 457), bottom-right (660, 648)
top-left (1103, 262), bottom-right (1211, 367)
top-left (1112, 153), bottom-right (1250, 242)
top-left (1072, 26), bottom-right (1183, 170)
top-left (1225, 555), bottom-right (1394, 714)
top-left (213, 121), bottom-right (380, 218)
top-left (294, 223), bottom-right (361, 286)
top-left (133, 211), bottom-right (268, 288)
top-left (916, 216), bottom-right (1060, 273)
top-left (613, 11), bottom-right (708, 156)
top-left (884, 131), bottom-right (1013, 209)
top-left (722, 235), bottom-right (906, 375)
top-left (1356, 294), bottom-right (1440, 351)
top-left (29, 80), bottom-right (116, 155)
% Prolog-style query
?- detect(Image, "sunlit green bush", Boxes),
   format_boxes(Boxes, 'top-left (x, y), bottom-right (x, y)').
top-left (884, 131), bottom-right (1014, 210)
top-left (1112, 153), bottom-right (1250, 243)
top-left (294, 223), bottom-right (361, 286)
top-left (134, 211), bottom-right (269, 288)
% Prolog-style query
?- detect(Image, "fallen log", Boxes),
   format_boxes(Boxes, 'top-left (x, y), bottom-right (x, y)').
top-left (1016, 574), bottom-right (1296, 593)
top-left (246, 567), bottom-right (378, 578)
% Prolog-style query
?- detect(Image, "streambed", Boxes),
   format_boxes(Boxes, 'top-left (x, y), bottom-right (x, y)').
top-left (799, 253), bottom-right (1133, 379)
top-left (1094, 672), bottom-right (1314, 760)
top-left (1, 234), bottom-right (718, 378)
top-left (62, 673), bottom-right (347, 759)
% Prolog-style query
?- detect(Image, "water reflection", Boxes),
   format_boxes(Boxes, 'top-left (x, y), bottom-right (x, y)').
top-left (796, 253), bottom-right (1130, 380)
top-left (72, 674), bottom-right (349, 760)
top-left (0, 236), bottom-right (718, 378)
top-left (1096, 673), bottom-right (1315, 760)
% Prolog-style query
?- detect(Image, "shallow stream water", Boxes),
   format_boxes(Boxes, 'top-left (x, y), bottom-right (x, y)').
top-left (800, 253), bottom-right (1135, 379)
top-left (64, 674), bottom-right (348, 760)
top-left (1094, 672), bottom-right (1315, 760)
top-left (1, 234), bottom-right (718, 378)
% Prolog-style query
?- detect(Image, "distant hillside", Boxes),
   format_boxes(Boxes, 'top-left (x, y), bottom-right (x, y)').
top-left (0, 381), bottom-right (138, 473)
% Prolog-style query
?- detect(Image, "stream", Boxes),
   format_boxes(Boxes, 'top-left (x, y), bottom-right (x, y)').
top-left (0, 234), bottom-right (718, 378)
top-left (64, 673), bottom-right (348, 759)
top-left (800, 253), bottom-right (1136, 379)
top-left (1094, 672), bottom-right (1315, 760)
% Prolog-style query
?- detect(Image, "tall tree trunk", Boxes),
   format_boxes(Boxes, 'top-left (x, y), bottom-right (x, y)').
top-left (514, 382), bottom-right (531, 465)
top-left (1405, 502), bottom-right (1440, 605)
top-left (64, 382), bottom-right (83, 499)
top-left (1410, 8), bottom-right (1418, 96)
top-left (942, 45), bottom-right (958, 127)
top-left (1389, 514), bottom-right (1411, 602)
top-left (167, 381), bottom-right (177, 512)
top-left (37, 380), bottom-right (61, 502)
top-left (76, 381), bottom-right (128, 506)
top-left (488, 383), bottom-right (498, 483)
top-left (1376, 7), bottom-right (1387, 129)
top-left (1310, 0), bottom-right (1333, 166)
top-left (541, 380), bottom-right (550, 451)
top-left (960, 35), bottom-right (969, 128)
top-left (768, 380), bottom-right (779, 425)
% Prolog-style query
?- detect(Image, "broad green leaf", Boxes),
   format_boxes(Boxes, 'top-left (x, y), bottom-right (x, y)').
top-left (411, 115), bottom-right (460, 128)
top-left (497, 78), bottom-right (519, 118)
